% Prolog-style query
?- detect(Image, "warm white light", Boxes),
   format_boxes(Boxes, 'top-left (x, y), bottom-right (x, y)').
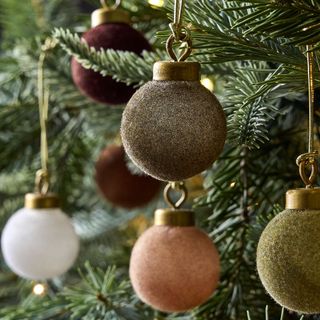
top-left (201, 77), bottom-right (215, 92)
top-left (148, 0), bottom-right (164, 7)
top-left (33, 283), bottom-right (46, 296)
top-left (230, 181), bottom-right (236, 188)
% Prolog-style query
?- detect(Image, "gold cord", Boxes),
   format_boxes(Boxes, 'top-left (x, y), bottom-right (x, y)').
top-left (35, 38), bottom-right (56, 194)
top-left (307, 44), bottom-right (315, 153)
top-left (38, 51), bottom-right (48, 173)
top-left (296, 45), bottom-right (318, 188)
top-left (170, 0), bottom-right (185, 40)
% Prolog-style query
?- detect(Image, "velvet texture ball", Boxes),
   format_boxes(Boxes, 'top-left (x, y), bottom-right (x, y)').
top-left (1, 208), bottom-right (79, 280)
top-left (257, 209), bottom-right (320, 314)
top-left (130, 225), bottom-right (220, 312)
top-left (95, 145), bottom-right (161, 209)
top-left (71, 23), bottom-right (151, 105)
top-left (121, 80), bottom-right (226, 181)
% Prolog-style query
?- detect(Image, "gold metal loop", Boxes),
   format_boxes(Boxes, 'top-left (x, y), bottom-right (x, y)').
top-left (164, 182), bottom-right (188, 209)
top-left (166, 33), bottom-right (192, 62)
top-left (100, 0), bottom-right (121, 10)
top-left (296, 152), bottom-right (318, 188)
top-left (35, 169), bottom-right (50, 195)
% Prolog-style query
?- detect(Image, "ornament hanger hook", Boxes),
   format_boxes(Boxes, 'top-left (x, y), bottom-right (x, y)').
top-left (166, 0), bottom-right (192, 61)
top-left (296, 152), bottom-right (318, 188)
top-left (164, 182), bottom-right (188, 209)
top-left (35, 170), bottom-right (50, 195)
top-left (100, 0), bottom-right (121, 10)
top-left (166, 31), bottom-right (192, 62)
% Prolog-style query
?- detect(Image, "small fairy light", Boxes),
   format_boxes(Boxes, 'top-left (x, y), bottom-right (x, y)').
top-left (148, 0), bottom-right (164, 8)
top-left (33, 283), bottom-right (46, 296)
top-left (201, 77), bottom-right (215, 92)
top-left (230, 181), bottom-right (236, 188)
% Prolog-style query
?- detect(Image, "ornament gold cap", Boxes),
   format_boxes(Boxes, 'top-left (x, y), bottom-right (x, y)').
top-left (285, 188), bottom-right (320, 210)
top-left (153, 61), bottom-right (200, 81)
top-left (154, 208), bottom-right (195, 226)
top-left (91, 8), bottom-right (131, 28)
top-left (25, 193), bottom-right (60, 209)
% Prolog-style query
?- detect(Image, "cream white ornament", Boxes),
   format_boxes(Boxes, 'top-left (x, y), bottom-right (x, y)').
top-left (1, 194), bottom-right (79, 280)
top-left (1, 39), bottom-right (80, 280)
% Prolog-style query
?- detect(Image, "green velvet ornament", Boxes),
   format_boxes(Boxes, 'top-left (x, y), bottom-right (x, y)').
top-left (257, 208), bottom-right (320, 314)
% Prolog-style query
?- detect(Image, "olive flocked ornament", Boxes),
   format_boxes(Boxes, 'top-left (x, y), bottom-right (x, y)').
top-left (1, 40), bottom-right (79, 280)
top-left (257, 45), bottom-right (320, 314)
top-left (95, 144), bottom-right (161, 209)
top-left (71, 0), bottom-right (151, 105)
top-left (121, 0), bottom-right (226, 181)
top-left (130, 182), bottom-right (220, 312)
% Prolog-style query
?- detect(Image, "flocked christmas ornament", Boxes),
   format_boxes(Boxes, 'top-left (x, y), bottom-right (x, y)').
top-left (71, 2), bottom-right (151, 105)
top-left (130, 182), bottom-right (220, 312)
top-left (257, 188), bottom-right (320, 314)
top-left (257, 45), bottom-right (320, 315)
top-left (1, 41), bottom-right (80, 280)
top-left (121, 37), bottom-right (226, 181)
top-left (95, 144), bottom-right (161, 208)
top-left (1, 193), bottom-right (79, 280)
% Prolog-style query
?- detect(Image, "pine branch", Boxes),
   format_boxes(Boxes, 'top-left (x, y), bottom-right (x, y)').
top-left (0, 263), bottom-right (153, 320)
top-left (62, 262), bottom-right (152, 320)
top-left (224, 62), bottom-right (282, 149)
top-left (0, 0), bottom-right (79, 44)
top-left (52, 28), bottom-right (167, 86)
top-left (229, 0), bottom-right (320, 46)
top-left (122, 0), bottom-right (168, 44)
top-left (160, 0), bottom-right (306, 65)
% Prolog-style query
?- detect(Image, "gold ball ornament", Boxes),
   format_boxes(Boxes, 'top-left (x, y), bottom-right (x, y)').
top-left (257, 188), bottom-right (320, 314)
top-left (129, 209), bottom-right (220, 313)
top-left (121, 61), bottom-right (226, 181)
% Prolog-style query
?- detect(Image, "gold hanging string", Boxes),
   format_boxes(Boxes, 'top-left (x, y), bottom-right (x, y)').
top-left (307, 45), bottom-right (315, 153)
top-left (35, 38), bottom-right (57, 195)
top-left (164, 181), bottom-right (188, 209)
top-left (170, 0), bottom-right (185, 40)
top-left (296, 44), bottom-right (318, 188)
top-left (166, 0), bottom-right (192, 62)
top-left (100, 0), bottom-right (121, 10)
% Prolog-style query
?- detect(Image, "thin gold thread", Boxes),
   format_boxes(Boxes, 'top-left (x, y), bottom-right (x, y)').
top-left (296, 45), bottom-right (318, 188)
top-left (35, 38), bottom-right (56, 194)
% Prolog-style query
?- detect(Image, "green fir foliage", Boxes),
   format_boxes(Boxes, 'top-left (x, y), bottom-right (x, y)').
top-left (0, 0), bottom-right (319, 319)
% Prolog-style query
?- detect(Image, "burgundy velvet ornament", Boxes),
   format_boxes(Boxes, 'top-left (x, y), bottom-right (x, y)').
top-left (71, 9), bottom-right (151, 105)
top-left (95, 145), bottom-right (161, 209)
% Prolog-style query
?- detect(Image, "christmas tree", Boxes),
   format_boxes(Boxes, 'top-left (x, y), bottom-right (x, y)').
top-left (0, 0), bottom-right (319, 319)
